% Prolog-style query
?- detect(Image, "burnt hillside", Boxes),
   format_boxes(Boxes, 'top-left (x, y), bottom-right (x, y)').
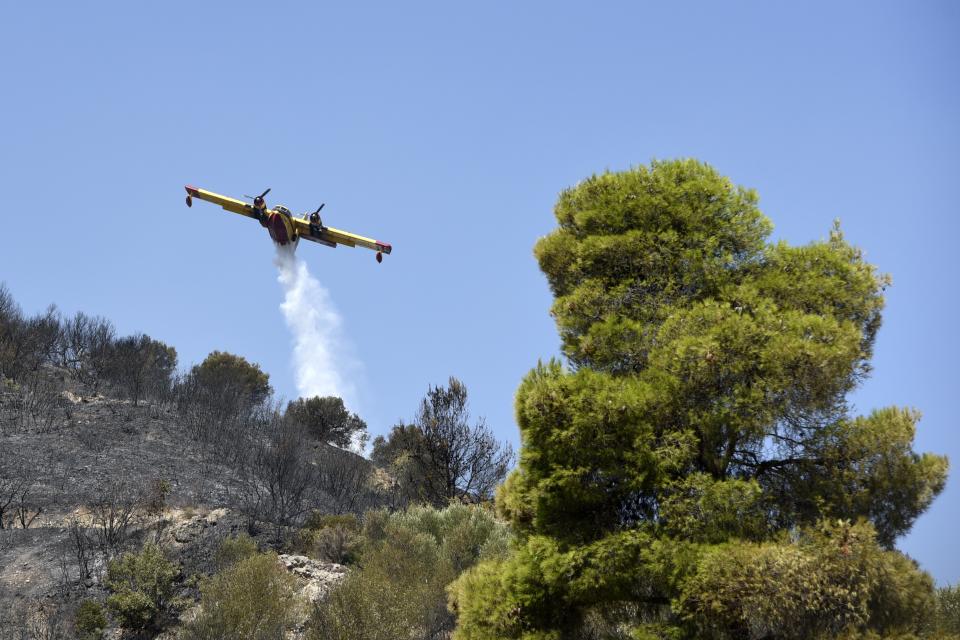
top-left (0, 284), bottom-right (383, 636)
top-left (0, 282), bottom-right (513, 640)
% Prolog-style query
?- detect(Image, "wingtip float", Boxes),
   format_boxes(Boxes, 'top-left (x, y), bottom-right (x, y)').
top-left (184, 185), bottom-right (392, 263)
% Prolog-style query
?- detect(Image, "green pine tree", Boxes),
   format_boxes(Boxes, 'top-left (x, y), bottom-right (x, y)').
top-left (450, 159), bottom-right (948, 640)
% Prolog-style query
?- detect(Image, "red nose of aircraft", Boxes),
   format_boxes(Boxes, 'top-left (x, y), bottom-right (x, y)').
top-left (268, 212), bottom-right (291, 245)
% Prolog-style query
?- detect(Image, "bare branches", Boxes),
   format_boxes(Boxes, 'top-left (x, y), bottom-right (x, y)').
top-left (89, 475), bottom-right (143, 553)
top-left (373, 377), bottom-right (513, 507)
top-left (54, 311), bottom-right (115, 393)
top-left (13, 373), bottom-right (65, 433)
top-left (234, 414), bottom-right (318, 540)
top-left (65, 518), bottom-right (94, 583)
top-left (0, 451), bottom-right (41, 530)
top-left (0, 285), bottom-right (60, 383)
top-left (315, 445), bottom-right (374, 515)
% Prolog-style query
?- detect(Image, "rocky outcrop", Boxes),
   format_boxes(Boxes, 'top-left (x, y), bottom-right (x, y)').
top-left (278, 554), bottom-right (347, 603)
top-left (168, 508), bottom-right (234, 544)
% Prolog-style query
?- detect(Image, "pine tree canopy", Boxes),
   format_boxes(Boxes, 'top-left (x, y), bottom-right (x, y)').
top-left (450, 159), bottom-right (948, 640)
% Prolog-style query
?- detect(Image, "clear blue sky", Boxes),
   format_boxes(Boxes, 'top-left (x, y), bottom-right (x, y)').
top-left (2, 2), bottom-right (956, 583)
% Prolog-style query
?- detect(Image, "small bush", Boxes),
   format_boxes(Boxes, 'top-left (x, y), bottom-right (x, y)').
top-left (312, 525), bottom-right (361, 564)
top-left (359, 508), bottom-right (390, 541)
top-left (74, 599), bottom-right (107, 638)
top-left (402, 503), bottom-right (512, 572)
top-left (215, 534), bottom-right (258, 571)
top-left (294, 513), bottom-right (361, 564)
top-left (182, 551), bottom-right (299, 640)
top-left (105, 544), bottom-right (179, 632)
top-left (312, 527), bottom-right (450, 640)
top-left (144, 478), bottom-right (171, 517)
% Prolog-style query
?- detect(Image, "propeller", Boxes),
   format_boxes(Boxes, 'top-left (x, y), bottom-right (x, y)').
top-left (311, 203), bottom-right (325, 215)
top-left (243, 188), bottom-right (271, 201)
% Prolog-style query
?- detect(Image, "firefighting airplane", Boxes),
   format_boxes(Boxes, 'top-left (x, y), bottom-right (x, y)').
top-left (184, 185), bottom-right (393, 263)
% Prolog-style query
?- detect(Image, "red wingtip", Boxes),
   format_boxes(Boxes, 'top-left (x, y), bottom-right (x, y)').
top-left (376, 241), bottom-right (393, 254)
top-left (184, 185), bottom-right (199, 195)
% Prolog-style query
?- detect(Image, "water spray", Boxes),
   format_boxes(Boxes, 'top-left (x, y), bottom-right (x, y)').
top-left (274, 246), bottom-right (362, 451)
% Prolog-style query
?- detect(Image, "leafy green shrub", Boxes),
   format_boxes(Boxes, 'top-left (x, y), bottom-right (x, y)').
top-left (310, 504), bottom-right (511, 640)
top-left (182, 551), bottom-right (299, 640)
top-left (313, 526), bottom-right (451, 640)
top-left (215, 533), bottom-right (258, 570)
top-left (396, 503), bottom-right (511, 572)
top-left (675, 520), bottom-right (935, 639)
top-left (74, 599), bottom-right (107, 638)
top-left (105, 544), bottom-right (179, 632)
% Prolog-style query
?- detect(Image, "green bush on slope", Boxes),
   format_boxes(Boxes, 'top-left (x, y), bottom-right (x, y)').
top-left (310, 503), bottom-right (511, 640)
top-left (182, 551), bottom-right (299, 640)
top-left (105, 544), bottom-right (180, 632)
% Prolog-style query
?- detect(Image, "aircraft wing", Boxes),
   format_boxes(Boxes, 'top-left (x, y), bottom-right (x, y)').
top-left (184, 186), bottom-right (258, 220)
top-left (290, 216), bottom-right (393, 255)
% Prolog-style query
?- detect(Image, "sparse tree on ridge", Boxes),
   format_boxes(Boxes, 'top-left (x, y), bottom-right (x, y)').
top-left (176, 351), bottom-right (273, 443)
top-left (190, 350), bottom-right (271, 407)
top-left (285, 395), bottom-right (368, 450)
top-left (0, 283), bottom-right (17, 378)
top-left (449, 159), bottom-right (948, 639)
top-left (54, 311), bottom-right (116, 392)
top-left (0, 284), bottom-right (60, 381)
top-left (371, 422), bottom-right (431, 506)
top-left (102, 334), bottom-right (177, 406)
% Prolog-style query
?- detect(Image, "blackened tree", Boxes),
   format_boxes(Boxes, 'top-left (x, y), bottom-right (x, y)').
top-left (237, 416), bottom-right (318, 540)
top-left (372, 378), bottom-right (513, 507)
top-left (0, 284), bottom-right (60, 381)
top-left (54, 311), bottom-right (116, 392)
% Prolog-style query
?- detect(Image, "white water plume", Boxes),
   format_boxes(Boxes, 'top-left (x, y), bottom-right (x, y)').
top-left (274, 245), bottom-right (361, 429)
